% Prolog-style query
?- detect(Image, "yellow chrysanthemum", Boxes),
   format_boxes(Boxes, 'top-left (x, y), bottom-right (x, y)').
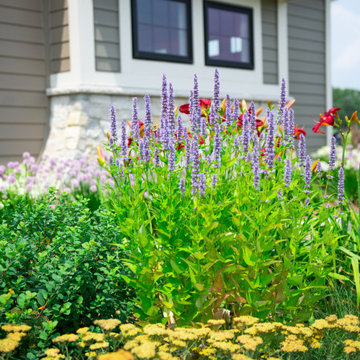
top-left (94, 319), bottom-right (121, 331)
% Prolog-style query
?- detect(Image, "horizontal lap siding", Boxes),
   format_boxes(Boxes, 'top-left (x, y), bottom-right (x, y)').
top-left (288, 0), bottom-right (327, 152)
top-left (49, 0), bottom-right (70, 73)
top-left (261, 0), bottom-right (278, 84)
top-left (0, 0), bottom-right (48, 163)
top-left (93, 0), bottom-right (120, 72)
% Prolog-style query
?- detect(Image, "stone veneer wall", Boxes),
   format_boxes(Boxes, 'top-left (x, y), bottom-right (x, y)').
top-left (43, 94), bottom-right (264, 160)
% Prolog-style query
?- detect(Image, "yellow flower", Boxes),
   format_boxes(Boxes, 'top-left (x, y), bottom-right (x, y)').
top-left (98, 349), bottom-right (134, 360)
top-left (158, 351), bottom-right (177, 360)
top-left (209, 330), bottom-right (235, 341)
top-left (131, 341), bottom-right (156, 359)
top-left (89, 341), bottom-right (109, 350)
top-left (344, 346), bottom-right (357, 354)
top-left (325, 315), bottom-right (338, 323)
top-left (207, 319), bottom-right (226, 326)
top-left (236, 334), bottom-right (263, 351)
top-left (143, 323), bottom-right (168, 337)
top-left (232, 354), bottom-right (253, 360)
top-left (81, 332), bottom-right (105, 342)
top-left (280, 336), bottom-right (308, 353)
top-left (76, 327), bottom-right (90, 335)
top-left (52, 334), bottom-right (79, 343)
top-left (120, 324), bottom-right (141, 338)
top-left (233, 316), bottom-right (259, 327)
top-left (210, 341), bottom-right (241, 352)
top-left (0, 338), bottom-right (19, 353)
top-left (7, 332), bottom-right (27, 341)
top-left (44, 348), bottom-right (61, 357)
top-left (85, 351), bottom-right (97, 358)
top-left (1, 324), bottom-right (31, 333)
top-left (94, 319), bottom-right (121, 331)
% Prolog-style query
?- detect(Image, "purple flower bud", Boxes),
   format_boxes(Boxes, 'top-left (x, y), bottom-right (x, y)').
top-left (278, 189), bottom-right (283, 200)
top-left (252, 138), bottom-right (260, 190)
top-left (191, 134), bottom-right (200, 195)
top-left (213, 122), bottom-right (222, 168)
top-left (305, 198), bottom-right (310, 206)
top-left (234, 136), bottom-right (240, 148)
top-left (337, 167), bottom-right (345, 203)
top-left (329, 136), bottom-right (336, 170)
top-left (199, 173), bottom-right (206, 197)
top-left (316, 161), bottom-right (322, 174)
top-left (160, 74), bottom-right (168, 140)
top-left (139, 138), bottom-right (144, 161)
top-left (304, 155), bottom-right (311, 192)
top-left (246, 151), bottom-right (252, 163)
top-left (168, 83), bottom-right (175, 133)
top-left (71, 178), bottom-right (79, 188)
top-left (225, 94), bottom-right (232, 128)
top-left (288, 108), bottom-right (295, 145)
top-left (213, 69), bottom-right (220, 112)
top-left (142, 136), bottom-right (150, 162)
top-left (298, 134), bottom-right (306, 167)
top-left (200, 116), bottom-right (207, 137)
top-left (206, 154), bottom-right (212, 165)
top-left (192, 74), bottom-right (201, 132)
top-left (179, 177), bottom-right (185, 196)
top-left (266, 108), bottom-right (275, 169)
top-left (241, 111), bottom-right (250, 156)
top-left (209, 103), bottom-right (217, 126)
top-left (284, 159), bottom-right (292, 187)
top-left (176, 115), bottom-right (183, 142)
top-left (110, 105), bottom-right (117, 143)
top-left (249, 102), bottom-right (256, 130)
top-left (211, 174), bottom-right (217, 188)
top-left (232, 98), bottom-right (239, 124)
top-left (154, 147), bottom-right (160, 167)
top-left (131, 97), bottom-right (140, 140)
top-left (144, 94), bottom-right (152, 139)
top-left (120, 119), bottom-right (128, 160)
top-left (184, 128), bottom-right (191, 168)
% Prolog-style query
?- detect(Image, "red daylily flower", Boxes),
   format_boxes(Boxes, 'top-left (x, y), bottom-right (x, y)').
top-left (293, 126), bottom-right (307, 140)
top-left (187, 131), bottom-right (205, 144)
top-left (312, 108), bottom-right (341, 133)
top-left (179, 99), bottom-right (211, 117)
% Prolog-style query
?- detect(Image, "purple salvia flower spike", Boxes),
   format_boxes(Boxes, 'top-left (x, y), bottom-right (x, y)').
top-left (232, 98), bottom-right (239, 124)
top-left (200, 116), bottom-right (207, 137)
top-left (337, 167), bottom-right (345, 204)
top-left (120, 119), bottom-right (128, 161)
top-left (246, 150), bottom-right (252, 163)
top-left (192, 74), bottom-right (201, 133)
top-left (234, 136), bottom-right (240, 148)
top-left (278, 189), bottom-right (283, 200)
top-left (225, 94), bottom-right (232, 128)
top-left (176, 115), bottom-right (183, 143)
top-left (131, 97), bottom-right (140, 140)
top-left (288, 108), bottom-right (295, 146)
top-left (213, 122), bottom-right (222, 168)
top-left (179, 177), bottom-right (185, 196)
top-left (329, 136), bottom-right (336, 170)
top-left (160, 74), bottom-right (168, 141)
top-left (199, 173), bottom-right (206, 197)
top-left (142, 136), bottom-right (150, 162)
top-left (144, 94), bottom-right (152, 139)
top-left (110, 105), bottom-right (117, 144)
top-left (154, 147), bottom-right (160, 167)
top-left (191, 133), bottom-right (200, 195)
top-left (299, 133), bottom-right (306, 167)
top-left (213, 69), bottom-right (220, 112)
top-left (284, 158), bottom-right (292, 187)
top-left (252, 137), bottom-right (260, 190)
top-left (266, 108), bottom-right (275, 169)
top-left (304, 155), bottom-right (311, 192)
top-left (168, 83), bottom-right (175, 133)
top-left (139, 138), bottom-right (144, 161)
top-left (283, 107), bottom-right (290, 141)
top-left (241, 111), bottom-right (250, 156)
top-left (277, 78), bottom-right (286, 126)
top-left (209, 103), bottom-right (216, 126)
top-left (249, 102), bottom-right (256, 130)
top-left (211, 174), bottom-right (217, 188)
top-left (316, 160), bottom-right (322, 174)
top-left (184, 128), bottom-right (191, 168)
top-left (168, 138), bottom-right (175, 173)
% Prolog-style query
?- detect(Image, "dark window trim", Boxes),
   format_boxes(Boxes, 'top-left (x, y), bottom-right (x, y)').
top-left (131, 0), bottom-right (193, 64)
top-left (203, 0), bottom-right (254, 69)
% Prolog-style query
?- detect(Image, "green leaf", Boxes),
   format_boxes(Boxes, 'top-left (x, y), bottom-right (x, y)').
top-left (329, 272), bottom-right (351, 282)
top-left (242, 246), bottom-right (255, 266)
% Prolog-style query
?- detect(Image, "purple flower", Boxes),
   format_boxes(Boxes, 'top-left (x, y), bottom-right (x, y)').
top-left (337, 167), bottom-right (345, 203)
top-left (142, 136), bottom-right (150, 162)
top-left (305, 198), bottom-right (310, 206)
top-left (168, 138), bottom-right (175, 173)
top-left (7, 161), bottom-right (19, 169)
top-left (160, 74), bottom-right (168, 140)
top-left (176, 116), bottom-right (183, 142)
top-left (278, 189), bottom-right (283, 200)
top-left (284, 159), bottom-right (292, 187)
top-left (246, 151), bottom-right (252, 163)
top-left (179, 177), bottom-right (185, 196)
top-left (213, 69), bottom-right (220, 112)
top-left (192, 74), bottom-right (201, 132)
top-left (234, 136), bottom-right (240, 148)
top-left (304, 155), bottom-right (311, 192)
top-left (241, 111), bottom-right (250, 156)
top-left (211, 174), bottom-right (217, 188)
top-left (7, 173), bottom-right (16, 184)
top-left (168, 83), bottom-right (175, 133)
top-left (277, 78), bottom-right (286, 126)
top-left (298, 133), bottom-right (306, 167)
top-left (249, 102), bottom-right (256, 130)
top-left (191, 134), bottom-right (200, 195)
top-left (110, 105), bottom-right (117, 144)
top-left (153, 147), bottom-right (160, 167)
top-left (213, 122), bottom-right (222, 168)
top-left (131, 97), bottom-right (140, 140)
top-left (90, 184), bottom-right (97, 192)
top-left (206, 154), bottom-right (212, 165)
top-left (266, 108), bottom-right (275, 169)
top-left (316, 161), bottom-right (322, 174)
top-left (199, 173), bottom-right (206, 197)
top-left (25, 184), bottom-right (33, 192)
top-left (200, 116), bottom-right (207, 137)
top-left (23, 152), bottom-right (30, 160)
top-left (225, 94), bottom-right (232, 128)
top-left (329, 136), bottom-right (336, 170)
top-left (120, 119), bottom-right (128, 160)
top-left (144, 94), bottom-right (152, 139)
top-left (209, 103), bottom-right (217, 126)
top-left (232, 98), bottom-right (239, 124)
top-left (184, 128), bottom-right (191, 168)
top-left (288, 108), bottom-right (295, 146)
top-left (71, 179), bottom-right (79, 188)
top-left (252, 138), bottom-right (260, 190)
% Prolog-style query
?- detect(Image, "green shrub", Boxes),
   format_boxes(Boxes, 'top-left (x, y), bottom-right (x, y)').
top-left (0, 191), bottom-right (133, 358)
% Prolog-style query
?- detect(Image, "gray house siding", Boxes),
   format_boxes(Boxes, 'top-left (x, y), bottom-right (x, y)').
top-left (93, 0), bottom-right (120, 72)
top-left (49, 0), bottom-right (70, 73)
top-left (287, 0), bottom-right (327, 152)
top-left (0, 0), bottom-right (48, 163)
top-left (261, 0), bottom-right (278, 84)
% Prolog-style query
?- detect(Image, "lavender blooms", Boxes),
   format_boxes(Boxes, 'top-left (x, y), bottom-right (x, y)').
top-left (213, 69), bottom-right (220, 112)
top-left (176, 116), bottom-right (184, 143)
top-left (278, 189), bottom-right (283, 200)
top-left (120, 119), bottom-right (128, 161)
top-left (329, 136), bottom-right (336, 170)
top-left (184, 129), bottom-right (191, 168)
top-left (131, 98), bottom-right (140, 140)
top-left (209, 104), bottom-right (216, 126)
top-left (192, 74), bottom-right (201, 133)
top-left (154, 147), bottom-right (160, 167)
top-left (252, 138), bottom-right (260, 190)
top-left (191, 134), bottom-right (200, 195)
top-left (232, 98), bottom-right (239, 124)
top-left (288, 108), bottom-right (295, 147)
top-left (168, 83), bottom-right (175, 133)
top-left (213, 123), bottom-right (222, 168)
top-left (110, 105), bottom-right (117, 144)
top-left (179, 177), bottom-right (185, 196)
top-left (337, 167), bottom-right (345, 204)
top-left (266, 109), bottom-right (275, 169)
top-left (168, 139), bottom-right (175, 173)
top-left (199, 173), bottom-right (206, 197)
top-left (277, 78), bottom-right (286, 126)
top-left (249, 102), bottom-right (256, 131)
top-left (200, 116), bottom-right (207, 137)
top-left (304, 155), bottom-right (311, 193)
top-left (316, 161), bottom-right (322, 174)
top-left (284, 159), bottom-right (292, 187)
top-left (160, 74), bottom-right (168, 141)
top-left (144, 94), bottom-right (152, 139)
top-left (225, 94), bottom-right (232, 128)
top-left (299, 134), bottom-right (306, 167)
top-left (241, 112), bottom-right (250, 156)
top-left (211, 174), bottom-right (217, 188)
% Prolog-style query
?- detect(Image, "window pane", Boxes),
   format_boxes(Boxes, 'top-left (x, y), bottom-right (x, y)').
top-left (135, 0), bottom-right (189, 58)
top-left (206, 4), bottom-right (252, 65)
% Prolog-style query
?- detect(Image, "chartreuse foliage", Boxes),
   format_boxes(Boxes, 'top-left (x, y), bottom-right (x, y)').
top-left (0, 192), bottom-right (133, 359)
top-left (2, 314), bottom-right (360, 359)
